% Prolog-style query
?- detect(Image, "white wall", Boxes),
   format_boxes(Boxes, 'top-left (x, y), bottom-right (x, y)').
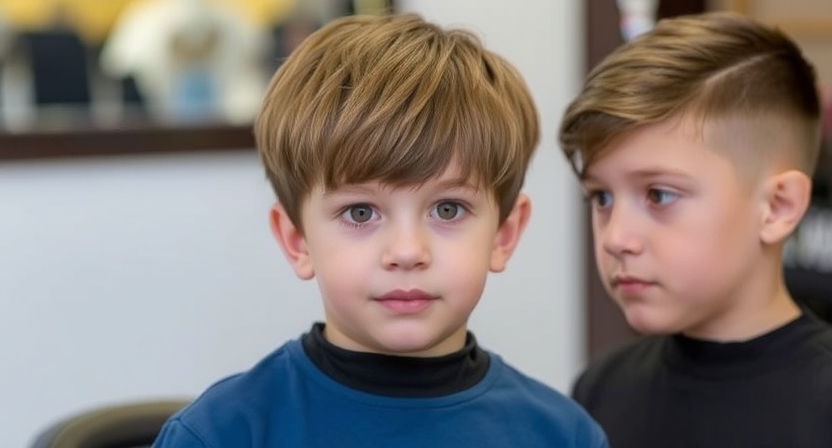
top-left (0, 152), bottom-right (323, 448)
top-left (0, 2), bottom-right (585, 447)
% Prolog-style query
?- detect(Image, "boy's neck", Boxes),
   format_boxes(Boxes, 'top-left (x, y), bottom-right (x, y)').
top-left (683, 285), bottom-right (801, 343)
top-left (683, 249), bottom-right (801, 342)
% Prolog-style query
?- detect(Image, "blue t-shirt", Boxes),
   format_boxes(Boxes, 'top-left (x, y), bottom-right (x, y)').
top-left (153, 337), bottom-right (608, 448)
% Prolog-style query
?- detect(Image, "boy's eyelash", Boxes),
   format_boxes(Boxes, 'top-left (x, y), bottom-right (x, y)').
top-left (335, 203), bottom-right (376, 226)
top-left (645, 187), bottom-right (681, 205)
top-left (582, 189), bottom-right (609, 204)
top-left (440, 199), bottom-right (472, 212)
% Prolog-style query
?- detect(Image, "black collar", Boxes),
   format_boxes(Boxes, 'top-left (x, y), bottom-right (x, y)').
top-left (663, 311), bottom-right (824, 380)
top-left (301, 323), bottom-right (490, 397)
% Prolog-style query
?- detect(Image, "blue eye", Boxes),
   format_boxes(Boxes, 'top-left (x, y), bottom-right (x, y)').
top-left (342, 204), bottom-right (375, 223)
top-left (431, 201), bottom-right (465, 221)
top-left (647, 189), bottom-right (679, 206)
top-left (588, 191), bottom-right (613, 209)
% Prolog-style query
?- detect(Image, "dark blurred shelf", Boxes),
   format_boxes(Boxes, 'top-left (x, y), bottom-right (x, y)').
top-left (0, 123), bottom-right (255, 161)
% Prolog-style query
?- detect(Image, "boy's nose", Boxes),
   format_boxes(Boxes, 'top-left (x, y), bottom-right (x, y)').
top-left (599, 206), bottom-right (644, 258)
top-left (381, 224), bottom-right (431, 270)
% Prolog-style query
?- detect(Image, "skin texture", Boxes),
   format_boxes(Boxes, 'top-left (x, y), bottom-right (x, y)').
top-left (582, 117), bottom-right (809, 341)
top-left (269, 163), bottom-right (530, 356)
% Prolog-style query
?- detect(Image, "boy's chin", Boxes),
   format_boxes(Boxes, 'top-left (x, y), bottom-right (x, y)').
top-left (372, 326), bottom-right (467, 357)
top-left (621, 306), bottom-right (686, 335)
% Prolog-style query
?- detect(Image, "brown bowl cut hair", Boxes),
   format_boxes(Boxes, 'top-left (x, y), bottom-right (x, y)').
top-left (255, 14), bottom-right (539, 229)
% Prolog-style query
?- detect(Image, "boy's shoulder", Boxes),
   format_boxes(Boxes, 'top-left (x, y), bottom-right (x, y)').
top-left (573, 311), bottom-right (832, 403)
top-left (491, 352), bottom-right (601, 412)
top-left (571, 335), bottom-right (666, 404)
top-left (571, 312), bottom-right (832, 448)
top-left (798, 310), bottom-right (832, 371)
top-left (158, 338), bottom-right (306, 444)
top-left (154, 341), bottom-right (609, 448)
top-left (468, 352), bottom-right (610, 447)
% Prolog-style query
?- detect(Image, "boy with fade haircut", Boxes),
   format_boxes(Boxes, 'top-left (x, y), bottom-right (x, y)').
top-left (559, 11), bottom-right (832, 448)
top-left (153, 13), bottom-right (608, 448)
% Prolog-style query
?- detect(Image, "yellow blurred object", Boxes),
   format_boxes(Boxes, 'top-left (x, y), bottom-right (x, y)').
top-left (0, 0), bottom-right (294, 43)
top-left (217, 0), bottom-right (296, 27)
top-left (0, 0), bottom-right (56, 29)
top-left (354, 0), bottom-right (389, 15)
top-left (60, 0), bottom-right (134, 43)
top-left (0, 0), bottom-right (131, 42)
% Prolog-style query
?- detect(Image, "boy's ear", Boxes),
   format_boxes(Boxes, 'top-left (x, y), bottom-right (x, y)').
top-left (269, 202), bottom-right (315, 280)
top-left (490, 193), bottom-right (532, 273)
top-left (759, 170), bottom-right (812, 245)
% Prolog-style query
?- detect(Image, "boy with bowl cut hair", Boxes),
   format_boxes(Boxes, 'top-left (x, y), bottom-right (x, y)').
top-left (152, 13), bottom-right (608, 448)
top-left (559, 11), bottom-right (832, 448)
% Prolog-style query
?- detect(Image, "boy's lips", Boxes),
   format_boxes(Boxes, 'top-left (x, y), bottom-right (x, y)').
top-left (610, 274), bottom-right (656, 296)
top-left (375, 289), bottom-right (438, 314)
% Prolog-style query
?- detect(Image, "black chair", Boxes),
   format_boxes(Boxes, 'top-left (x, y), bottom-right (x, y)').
top-left (785, 267), bottom-right (832, 324)
top-left (30, 399), bottom-right (190, 448)
top-left (784, 194), bottom-right (832, 325)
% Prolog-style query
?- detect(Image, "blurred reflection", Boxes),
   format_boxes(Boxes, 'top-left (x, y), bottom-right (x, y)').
top-left (0, 0), bottom-right (389, 133)
top-left (100, 0), bottom-right (268, 125)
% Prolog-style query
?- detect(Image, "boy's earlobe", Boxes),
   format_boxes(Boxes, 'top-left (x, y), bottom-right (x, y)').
top-left (269, 203), bottom-right (315, 280)
top-left (490, 194), bottom-right (532, 273)
top-left (759, 170), bottom-right (812, 244)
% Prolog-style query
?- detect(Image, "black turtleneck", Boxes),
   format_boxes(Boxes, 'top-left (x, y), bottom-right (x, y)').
top-left (301, 323), bottom-right (490, 398)
top-left (663, 312), bottom-right (822, 380)
top-left (572, 310), bottom-right (832, 448)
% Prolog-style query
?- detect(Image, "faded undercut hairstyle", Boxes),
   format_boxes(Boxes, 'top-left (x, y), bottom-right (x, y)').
top-left (559, 12), bottom-right (820, 176)
top-left (255, 13), bottom-right (539, 229)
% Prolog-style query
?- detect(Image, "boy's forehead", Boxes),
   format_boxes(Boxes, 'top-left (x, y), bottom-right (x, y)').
top-left (579, 118), bottom-right (710, 180)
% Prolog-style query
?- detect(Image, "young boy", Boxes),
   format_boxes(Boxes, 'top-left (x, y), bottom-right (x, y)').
top-left (559, 12), bottom-right (832, 448)
top-left (152, 13), bottom-right (607, 448)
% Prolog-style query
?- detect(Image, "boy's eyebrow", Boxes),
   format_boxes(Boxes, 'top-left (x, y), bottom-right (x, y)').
top-left (432, 178), bottom-right (480, 191)
top-left (581, 167), bottom-right (695, 183)
top-left (579, 171), bottom-right (596, 182)
top-left (322, 178), bottom-right (480, 197)
top-left (628, 168), bottom-right (695, 180)
top-left (321, 184), bottom-right (377, 198)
